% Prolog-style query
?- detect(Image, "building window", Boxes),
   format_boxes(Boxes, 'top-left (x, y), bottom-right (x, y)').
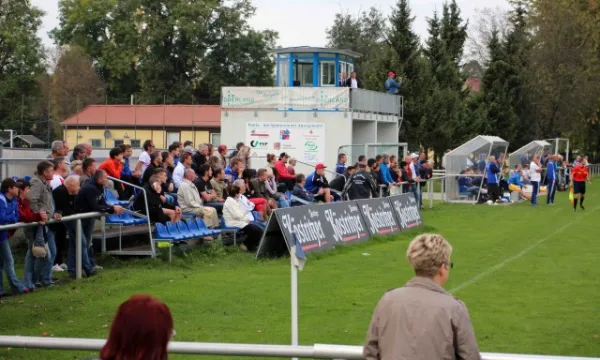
top-left (278, 60), bottom-right (289, 87)
top-left (320, 61), bottom-right (335, 86)
top-left (210, 133), bottom-right (221, 146)
top-left (130, 139), bottom-right (141, 148)
top-left (166, 132), bottom-right (180, 146)
top-left (90, 139), bottom-right (102, 148)
top-left (114, 139), bottom-right (124, 147)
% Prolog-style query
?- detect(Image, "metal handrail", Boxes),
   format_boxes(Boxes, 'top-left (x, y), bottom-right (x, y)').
top-left (0, 336), bottom-right (597, 360)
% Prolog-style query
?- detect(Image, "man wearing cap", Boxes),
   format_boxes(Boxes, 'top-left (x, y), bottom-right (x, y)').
top-left (304, 163), bottom-right (334, 203)
top-left (385, 72), bottom-right (403, 94)
top-left (274, 153), bottom-right (295, 191)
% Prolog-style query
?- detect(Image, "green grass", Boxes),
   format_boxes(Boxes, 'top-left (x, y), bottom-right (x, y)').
top-left (1, 186), bottom-right (600, 360)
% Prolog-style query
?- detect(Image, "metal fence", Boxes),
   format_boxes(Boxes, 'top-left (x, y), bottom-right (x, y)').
top-left (350, 89), bottom-right (402, 116)
top-left (0, 336), bottom-right (597, 360)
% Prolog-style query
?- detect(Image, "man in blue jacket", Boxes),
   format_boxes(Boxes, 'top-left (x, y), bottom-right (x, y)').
top-left (0, 178), bottom-right (29, 295)
top-left (304, 164), bottom-right (334, 203)
top-left (546, 154), bottom-right (557, 205)
top-left (384, 71), bottom-right (403, 94)
top-left (378, 154), bottom-right (396, 196)
top-left (486, 156), bottom-right (501, 203)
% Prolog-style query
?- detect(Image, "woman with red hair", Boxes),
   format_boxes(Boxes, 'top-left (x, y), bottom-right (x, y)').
top-left (100, 295), bottom-right (173, 360)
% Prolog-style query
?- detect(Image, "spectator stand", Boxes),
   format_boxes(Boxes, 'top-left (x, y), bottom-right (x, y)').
top-left (508, 140), bottom-right (552, 170)
top-left (337, 143), bottom-right (408, 167)
top-left (442, 135), bottom-right (509, 203)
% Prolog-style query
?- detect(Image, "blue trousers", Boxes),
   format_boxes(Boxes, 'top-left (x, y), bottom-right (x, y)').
top-left (65, 221), bottom-right (95, 277)
top-left (23, 226), bottom-right (56, 287)
top-left (531, 181), bottom-right (539, 205)
top-left (0, 239), bottom-right (27, 294)
top-left (547, 179), bottom-right (557, 204)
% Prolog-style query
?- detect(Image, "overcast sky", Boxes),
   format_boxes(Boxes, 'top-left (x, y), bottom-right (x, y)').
top-left (33, 0), bottom-right (509, 48)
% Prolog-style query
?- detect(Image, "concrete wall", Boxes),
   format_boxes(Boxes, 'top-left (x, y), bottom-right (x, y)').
top-left (221, 109), bottom-right (350, 174)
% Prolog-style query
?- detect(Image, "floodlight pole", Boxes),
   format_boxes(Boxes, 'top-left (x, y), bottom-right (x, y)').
top-left (291, 257), bottom-right (299, 360)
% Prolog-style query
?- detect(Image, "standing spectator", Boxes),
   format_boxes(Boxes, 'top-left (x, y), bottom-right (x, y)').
top-left (80, 158), bottom-right (96, 186)
top-left (176, 169), bottom-right (218, 228)
top-left (341, 163), bottom-right (378, 200)
top-left (48, 140), bottom-right (65, 159)
top-left (336, 153), bottom-right (348, 175)
top-left (330, 166), bottom-right (356, 192)
top-left (99, 148), bottom-right (125, 197)
top-left (192, 144), bottom-right (209, 174)
top-left (223, 184), bottom-right (263, 252)
top-left (17, 180), bottom-right (46, 289)
top-left (339, 72), bottom-right (348, 87)
top-left (363, 234), bottom-right (480, 360)
top-left (345, 71), bottom-right (362, 88)
top-left (378, 154), bottom-right (396, 195)
top-left (401, 158), bottom-right (415, 194)
top-left (207, 143), bottom-right (215, 157)
top-left (169, 143), bottom-right (181, 167)
top-left (54, 176), bottom-right (94, 278)
top-left (236, 146), bottom-right (251, 168)
top-left (49, 157), bottom-right (69, 190)
top-left (210, 168), bottom-right (229, 201)
top-left (71, 145), bottom-right (87, 162)
top-left (230, 142), bottom-right (244, 159)
top-left (119, 144), bottom-right (134, 200)
top-left (28, 160), bottom-right (60, 286)
top-left (135, 176), bottom-right (181, 224)
top-left (195, 164), bottom-right (225, 215)
top-left (304, 164), bottom-right (334, 203)
top-left (287, 158), bottom-right (297, 176)
top-left (266, 153), bottom-right (277, 172)
top-left (70, 160), bottom-right (83, 176)
top-left (161, 151), bottom-right (176, 187)
top-left (224, 158), bottom-right (245, 183)
top-left (419, 160), bottom-right (433, 207)
top-left (82, 142), bottom-right (93, 158)
top-left (142, 151), bottom-right (162, 185)
top-left (546, 154), bottom-right (557, 205)
top-left (356, 155), bottom-right (367, 168)
top-left (134, 140), bottom-right (154, 180)
top-left (172, 152), bottom-right (192, 189)
top-left (215, 144), bottom-right (228, 168)
top-left (0, 178), bottom-right (29, 296)
top-left (529, 155), bottom-right (542, 207)
top-left (75, 170), bottom-right (125, 271)
top-left (486, 156), bottom-right (502, 203)
top-left (384, 71), bottom-right (403, 94)
top-left (275, 153), bottom-right (295, 190)
top-left (100, 295), bottom-right (174, 360)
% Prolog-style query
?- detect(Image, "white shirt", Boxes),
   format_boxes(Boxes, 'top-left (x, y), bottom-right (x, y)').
top-left (529, 162), bottom-right (541, 182)
top-left (138, 151), bottom-right (151, 173)
top-left (409, 162), bottom-right (417, 179)
top-left (50, 174), bottom-right (64, 190)
top-left (172, 162), bottom-right (186, 188)
top-left (238, 195), bottom-right (255, 222)
top-left (351, 78), bottom-right (358, 88)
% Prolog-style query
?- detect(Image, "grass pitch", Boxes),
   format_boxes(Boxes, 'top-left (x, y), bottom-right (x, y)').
top-left (1, 186), bottom-right (599, 359)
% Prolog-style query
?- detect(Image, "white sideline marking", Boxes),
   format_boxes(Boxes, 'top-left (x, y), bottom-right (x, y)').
top-left (450, 194), bottom-right (598, 294)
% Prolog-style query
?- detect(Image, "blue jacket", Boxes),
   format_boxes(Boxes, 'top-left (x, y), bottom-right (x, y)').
top-left (121, 157), bottom-right (132, 177)
top-left (378, 162), bottom-right (395, 184)
top-left (224, 166), bottom-right (239, 183)
top-left (486, 161), bottom-right (500, 184)
top-left (457, 176), bottom-right (473, 193)
top-left (304, 172), bottom-right (329, 194)
top-left (335, 162), bottom-right (346, 176)
top-left (508, 173), bottom-right (522, 187)
top-left (385, 78), bottom-right (402, 94)
top-left (0, 193), bottom-right (19, 242)
top-left (546, 161), bottom-right (555, 180)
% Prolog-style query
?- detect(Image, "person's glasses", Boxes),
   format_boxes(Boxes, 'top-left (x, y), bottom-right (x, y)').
top-left (449, 262), bottom-right (454, 269)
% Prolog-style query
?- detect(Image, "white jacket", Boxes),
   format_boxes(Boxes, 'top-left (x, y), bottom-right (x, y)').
top-left (223, 197), bottom-right (249, 229)
top-left (172, 163), bottom-right (186, 189)
top-left (177, 179), bottom-right (204, 213)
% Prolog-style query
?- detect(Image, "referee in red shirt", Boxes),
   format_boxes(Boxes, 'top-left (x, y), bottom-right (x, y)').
top-left (571, 161), bottom-right (591, 211)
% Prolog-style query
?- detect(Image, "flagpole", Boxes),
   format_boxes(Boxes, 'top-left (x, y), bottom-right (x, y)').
top-left (291, 256), bottom-right (298, 360)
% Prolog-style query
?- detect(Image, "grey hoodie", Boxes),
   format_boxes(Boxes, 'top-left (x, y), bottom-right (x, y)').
top-left (29, 175), bottom-right (55, 217)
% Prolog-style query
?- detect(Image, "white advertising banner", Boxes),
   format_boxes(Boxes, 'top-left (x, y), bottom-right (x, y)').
top-left (222, 87), bottom-right (349, 110)
top-left (246, 122), bottom-right (326, 164)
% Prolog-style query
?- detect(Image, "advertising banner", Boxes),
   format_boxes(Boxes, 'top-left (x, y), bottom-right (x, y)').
top-left (222, 87), bottom-right (350, 110)
top-left (246, 122), bottom-right (325, 164)
top-left (355, 198), bottom-right (401, 236)
top-left (388, 193), bottom-right (423, 230)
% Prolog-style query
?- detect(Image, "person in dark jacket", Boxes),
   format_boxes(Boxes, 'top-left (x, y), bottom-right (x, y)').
top-left (345, 72), bottom-right (362, 89)
top-left (141, 151), bottom-right (162, 185)
top-left (291, 174), bottom-right (316, 206)
top-left (329, 166), bottom-right (356, 192)
top-left (75, 170), bottom-right (125, 271)
top-left (134, 175), bottom-right (181, 224)
top-left (341, 163), bottom-right (378, 200)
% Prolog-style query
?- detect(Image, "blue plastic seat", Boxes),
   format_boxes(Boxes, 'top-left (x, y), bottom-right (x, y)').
top-left (252, 211), bottom-right (264, 222)
top-left (196, 218), bottom-right (221, 236)
top-left (166, 222), bottom-right (189, 240)
top-left (23, 176), bottom-right (32, 182)
top-left (106, 212), bottom-right (146, 225)
top-left (219, 217), bottom-right (240, 231)
top-left (104, 189), bottom-right (130, 206)
top-left (176, 220), bottom-right (201, 238)
top-left (185, 219), bottom-right (212, 237)
top-left (155, 223), bottom-right (177, 240)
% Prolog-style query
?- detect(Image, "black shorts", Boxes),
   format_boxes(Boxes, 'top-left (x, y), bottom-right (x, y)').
top-left (573, 181), bottom-right (586, 195)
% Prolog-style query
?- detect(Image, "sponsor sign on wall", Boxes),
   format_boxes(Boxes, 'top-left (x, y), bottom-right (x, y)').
top-left (356, 198), bottom-right (401, 236)
top-left (246, 122), bottom-right (325, 164)
top-left (222, 87), bottom-right (350, 110)
top-left (388, 193), bottom-right (423, 230)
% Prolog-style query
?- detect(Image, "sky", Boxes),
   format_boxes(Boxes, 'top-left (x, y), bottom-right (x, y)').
top-left (33, 0), bottom-right (510, 48)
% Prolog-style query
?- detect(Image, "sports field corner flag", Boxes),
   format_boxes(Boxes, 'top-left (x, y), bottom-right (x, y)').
top-left (569, 188), bottom-right (574, 204)
top-left (290, 233), bottom-right (306, 271)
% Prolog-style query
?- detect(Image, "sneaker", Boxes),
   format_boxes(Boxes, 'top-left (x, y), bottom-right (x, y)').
top-left (60, 263), bottom-right (68, 270)
top-left (93, 265), bottom-right (104, 272)
top-left (52, 264), bottom-right (64, 272)
top-left (580, 205), bottom-right (585, 210)
top-left (240, 243), bottom-right (248, 252)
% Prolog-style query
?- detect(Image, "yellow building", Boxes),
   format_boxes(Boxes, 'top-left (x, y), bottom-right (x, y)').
top-left (61, 105), bottom-right (221, 149)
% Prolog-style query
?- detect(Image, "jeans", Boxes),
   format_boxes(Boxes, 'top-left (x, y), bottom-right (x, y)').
top-left (65, 221), bottom-right (95, 277)
top-left (165, 194), bottom-right (177, 206)
top-left (0, 239), bottom-right (27, 294)
top-left (82, 219), bottom-right (96, 267)
top-left (547, 179), bottom-right (556, 204)
top-left (411, 186), bottom-right (419, 206)
top-left (277, 197), bottom-right (291, 208)
top-left (531, 181), bottom-right (539, 205)
top-left (23, 226), bottom-right (55, 287)
top-left (204, 201), bottom-right (224, 215)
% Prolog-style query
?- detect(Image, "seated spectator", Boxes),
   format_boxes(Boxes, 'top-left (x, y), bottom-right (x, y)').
top-left (263, 167), bottom-right (290, 208)
top-left (330, 166), bottom-right (356, 192)
top-left (99, 147), bottom-right (125, 198)
top-left (224, 158), bottom-right (245, 183)
top-left (210, 168), bottom-right (229, 200)
top-left (508, 166), bottom-right (532, 201)
top-left (242, 169), bottom-right (270, 219)
top-left (266, 153), bottom-right (277, 175)
top-left (80, 158), bottom-right (96, 185)
top-left (176, 169), bottom-right (219, 229)
top-left (50, 157), bottom-right (69, 190)
top-left (229, 142), bottom-right (244, 159)
top-left (341, 163), bottom-right (378, 200)
top-left (0, 178), bottom-right (30, 296)
top-left (292, 174), bottom-right (316, 205)
top-left (336, 153), bottom-right (348, 175)
top-left (192, 144), bottom-right (209, 175)
top-left (167, 143), bottom-right (180, 170)
top-left (118, 144), bottom-right (134, 189)
top-left (304, 164), bottom-right (334, 203)
top-left (363, 234), bottom-right (480, 360)
top-left (216, 144), bottom-right (228, 168)
top-left (173, 152), bottom-right (192, 189)
top-left (135, 175), bottom-right (181, 224)
top-left (142, 151), bottom-right (162, 185)
top-left (457, 169), bottom-right (480, 196)
top-left (194, 164), bottom-right (224, 215)
top-left (236, 146), bottom-right (251, 169)
top-left (223, 184), bottom-right (264, 252)
top-left (232, 179), bottom-right (265, 227)
top-left (162, 151), bottom-right (175, 184)
top-left (208, 154), bottom-right (222, 171)
top-left (70, 160), bottom-right (83, 177)
top-left (251, 168), bottom-right (278, 210)
top-left (99, 295), bottom-right (173, 360)
top-left (150, 168), bottom-right (176, 205)
top-left (274, 153), bottom-right (295, 190)
top-left (287, 158), bottom-right (297, 176)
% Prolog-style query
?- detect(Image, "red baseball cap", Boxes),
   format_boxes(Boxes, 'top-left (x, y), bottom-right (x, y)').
top-left (217, 144), bottom-right (227, 151)
top-left (388, 71), bottom-right (395, 77)
top-left (315, 163), bottom-right (327, 170)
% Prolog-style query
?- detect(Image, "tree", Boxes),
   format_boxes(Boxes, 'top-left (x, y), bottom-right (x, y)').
top-left (465, 7), bottom-right (510, 64)
top-left (0, 0), bottom-right (46, 134)
top-left (440, 0), bottom-right (468, 66)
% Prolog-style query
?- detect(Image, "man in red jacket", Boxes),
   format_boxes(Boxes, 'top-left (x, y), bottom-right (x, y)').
top-left (274, 153), bottom-right (295, 191)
